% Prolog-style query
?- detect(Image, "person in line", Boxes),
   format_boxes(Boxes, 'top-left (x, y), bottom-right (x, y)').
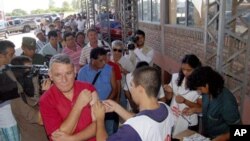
top-left (110, 40), bottom-right (134, 109)
top-left (0, 40), bottom-right (20, 141)
top-left (39, 54), bottom-right (98, 141)
top-left (93, 66), bottom-right (174, 141)
top-left (78, 47), bottom-right (118, 135)
top-left (62, 32), bottom-right (82, 73)
top-left (186, 66), bottom-right (241, 141)
top-left (21, 37), bottom-right (46, 65)
top-left (163, 54), bottom-right (202, 136)
top-left (39, 30), bottom-right (62, 57)
top-left (79, 28), bottom-right (110, 67)
top-left (75, 31), bottom-right (86, 48)
top-left (34, 29), bottom-right (48, 53)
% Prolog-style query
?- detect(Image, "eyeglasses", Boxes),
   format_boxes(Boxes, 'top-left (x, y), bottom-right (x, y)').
top-left (113, 48), bottom-right (122, 53)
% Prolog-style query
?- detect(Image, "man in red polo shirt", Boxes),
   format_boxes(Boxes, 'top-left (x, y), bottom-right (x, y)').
top-left (39, 54), bottom-right (98, 141)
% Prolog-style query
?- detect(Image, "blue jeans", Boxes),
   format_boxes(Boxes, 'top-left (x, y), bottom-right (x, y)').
top-left (0, 125), bottom-right (20, 141)
top-left (105, 112), bottom-right (119, 136)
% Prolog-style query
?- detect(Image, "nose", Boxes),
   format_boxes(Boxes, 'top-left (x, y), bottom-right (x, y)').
top-left (61, 74), bottom-right (67, 82)
top-left (183, 70), bottom-right (188, 77)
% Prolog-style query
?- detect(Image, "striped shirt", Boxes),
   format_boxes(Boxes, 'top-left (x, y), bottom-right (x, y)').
top-left (36, 40), bottom-right (48, 53)
top-left (62, 44), bottom-right (82, 73)
top-left (79, 40), bottom-right (110, 66)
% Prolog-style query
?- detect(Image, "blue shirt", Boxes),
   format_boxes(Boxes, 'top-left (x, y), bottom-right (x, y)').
top-left (77, 64), bottom-right (112, 100)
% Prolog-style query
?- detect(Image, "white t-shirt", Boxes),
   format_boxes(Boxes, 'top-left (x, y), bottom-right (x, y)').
top-left (124, 103), bottom-right (174, 141)
top-left (0, 101), bottom-right (17, 128)
top-left (169, 73), bottom-right (200, 136)
top-left (77, 19), bottom-right (85, 31)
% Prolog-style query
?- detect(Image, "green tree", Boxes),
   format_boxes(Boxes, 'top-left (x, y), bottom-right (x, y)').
top-left (11, 9), bottom-right (28, 16)
top-left (49, 0), bottom-right (55, 9)
top-left (72, 0), bottom-right (78, 10)
top-left (31, 9), bottom-right (48, 14)
top-left (61, 1), bottom-right (72, 12)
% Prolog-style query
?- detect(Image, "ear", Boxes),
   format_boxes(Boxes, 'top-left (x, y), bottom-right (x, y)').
top-left (138, 85), bottom-right (145, 94)
top-left (48, 70), bottom-right (53, 81)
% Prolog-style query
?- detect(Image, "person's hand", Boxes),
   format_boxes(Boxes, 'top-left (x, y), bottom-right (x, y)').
top-left (93, 101), bottom-right (106, 120)
top-left (102, 99), bottom-right (118, 113)
top-left (76, 89), bottom-right (92, 108)
top-left (41, 79), bottom-right (52, 91)
top-left (175, 95), bottom-right (185, 104)
top-left (163, 84), bottom-right (173, 93)
top-left (182, 107), bottom-right (195, 116)
top-left (51, 129), bottom-right (74, 141)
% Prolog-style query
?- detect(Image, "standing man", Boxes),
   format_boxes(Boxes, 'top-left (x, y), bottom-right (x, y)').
top-left (62, 32), bottom-right (82, 73)
top-left (39, 54), bottom-right (98, 141)
top-left (21, 37), bottom-right (46, 65)
top-left (0, 40), bottom-right (20, 141)
top-left (78, 47), bottom-right (118, 135)
top-left (39, 30), bottom-right (62, 57)
top-left (34, 29), bottom-right (48, 53)
top-left (127, 29), bottom-right (154, 67)
top-left (79, 28), bottom-right (110, 67)
top-left (93, 66), bottom-right (174, 141)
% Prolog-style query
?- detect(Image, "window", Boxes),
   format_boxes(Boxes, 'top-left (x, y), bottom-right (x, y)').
top-left (143, 0), bottom-right (151, 21)
top-left (170, 0), bottom-right (204, 27)
top-left (138, 0), bottom-right (160, 22)
top-left (14, 20), bottom-right (21, 25)
top-left (152, 0), bottom-right (160, 22)
top-left (138, 0), bottom-right (143, 20)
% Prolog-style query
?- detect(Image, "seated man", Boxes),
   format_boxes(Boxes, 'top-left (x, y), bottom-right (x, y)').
top-left (39, 54), bottom-right (98, 141)
top-left (93, 66), bottom-right (174, 141)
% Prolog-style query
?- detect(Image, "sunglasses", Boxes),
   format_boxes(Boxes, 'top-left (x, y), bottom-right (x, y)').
top-left (113, 48), bottom-right (123, 53)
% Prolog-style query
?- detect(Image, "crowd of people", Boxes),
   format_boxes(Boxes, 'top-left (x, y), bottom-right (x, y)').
top-left (0, 15), bottom-right (241, 141)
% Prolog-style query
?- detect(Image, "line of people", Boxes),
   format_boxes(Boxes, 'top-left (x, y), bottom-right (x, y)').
top-left (0, 27), bottom-right (241, 141)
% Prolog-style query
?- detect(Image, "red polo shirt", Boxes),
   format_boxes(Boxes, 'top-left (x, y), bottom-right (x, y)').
top-left (108, 61), bottom-right (122, 80)
top-left (39, 81), bottom-right (96, 141)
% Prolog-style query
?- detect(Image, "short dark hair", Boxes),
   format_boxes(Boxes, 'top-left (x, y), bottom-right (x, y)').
top-left (48, 30), bottom-right (58, 39)
top-left (135, 29), bottom-right (145, 37)
top-left (136, 61), bottom-right (149, 69)
top-left (0, 40), bottom-right (15, 55)
top-left (11, 56), bottom-right (32, 66)
top-left (90, 47), bottom-right (107, 60)
top-left (87, 28), bottom-right (97, 35)
top-left (64, 32), bottom-right (75, 41)
top-left (132, 66), bottom-right (161, 97)
top-left (10, 56), bottom-right (32, 80)
top-left (186, 66), bottom-right (224, 98)
top-left (75, 31), bottom-right (85, 39)
top-left (177, 54), bottom-right (202, 86)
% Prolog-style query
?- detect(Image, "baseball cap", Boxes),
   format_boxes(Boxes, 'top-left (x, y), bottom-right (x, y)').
top-left (34, 29), bottom-right (43, 36)
top-left (22, 37), bottom-right (36, 50)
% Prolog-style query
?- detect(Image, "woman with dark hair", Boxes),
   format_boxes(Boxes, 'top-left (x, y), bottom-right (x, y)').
top-left (75, 31), bottom-right (86, 48)
top-left (186, 66), bottom-right (241, 140)
top-left (163, 54), bottom-right (202, 136)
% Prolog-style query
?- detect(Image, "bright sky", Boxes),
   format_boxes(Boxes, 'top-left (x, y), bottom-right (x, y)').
top-left (0, 0), bottom-right (72, 13)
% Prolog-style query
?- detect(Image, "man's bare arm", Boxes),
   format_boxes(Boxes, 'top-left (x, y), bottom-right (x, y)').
top-left (59, 90), bottom-right (97, 134)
